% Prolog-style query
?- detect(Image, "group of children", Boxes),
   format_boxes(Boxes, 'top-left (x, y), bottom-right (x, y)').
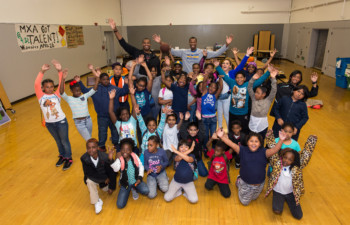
top-left (35, 27), bottom-right (319, 219)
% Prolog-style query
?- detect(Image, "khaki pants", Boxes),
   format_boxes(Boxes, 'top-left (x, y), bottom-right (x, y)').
top-left (86, 178), bottom-right (108, 204)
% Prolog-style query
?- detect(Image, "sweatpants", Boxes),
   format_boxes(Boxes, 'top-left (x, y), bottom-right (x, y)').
top-left (164, 178), bottom-right (198, 203)
top-left (237, 176), bottom-right (264, 206)
top-left (272, 191), bottom-right (303, 220)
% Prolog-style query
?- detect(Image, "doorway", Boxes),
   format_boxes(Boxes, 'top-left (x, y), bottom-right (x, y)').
top-left (308, 29), bottom-right (328, 69)
top-left (104, 31), bottom-right (116, 65)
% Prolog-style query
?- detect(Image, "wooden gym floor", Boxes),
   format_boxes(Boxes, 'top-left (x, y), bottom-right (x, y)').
top-left (0, 60), bottom-right (349, 225)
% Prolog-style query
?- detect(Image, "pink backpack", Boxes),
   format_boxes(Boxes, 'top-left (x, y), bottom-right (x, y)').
top-left (119, 152), bottom-right (139, 170)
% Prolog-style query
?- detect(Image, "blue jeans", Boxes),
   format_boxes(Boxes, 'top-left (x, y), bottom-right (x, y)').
top-left (46, 118), bottom-right (72, 158)
top-left (97, 116), bottom-right (119, 148)
top-left (197, 159), bottom-right (208, 177)
top-left (147, 170), bottom-right (169, 198)
top-left (151, 103), bottom-right (161, 122)
top-left (116, 181), bottom-right (149, 209)
top-left (189, 104), bottom-right (197, 122)
top-left (202, 116), bottom-right (217, 149)
top-left (74, 116), bottom-right (92, 141)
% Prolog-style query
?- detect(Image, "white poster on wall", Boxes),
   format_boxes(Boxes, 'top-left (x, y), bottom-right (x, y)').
top-left (15, 24), bottom-right (67, 52)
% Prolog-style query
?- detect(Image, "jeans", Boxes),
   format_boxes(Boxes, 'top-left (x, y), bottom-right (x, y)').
top-left (197, 160), bottom-right (208, 177)
top-left (272, 191), bottom-right (303, 220)
top-left (97, 116), bottom-right (119, 148)
top-left (189, 104), bottom-right (197, 122)
top-left (205, 178), bottom-right (231, 198)
top-left (202, 116), bottom-right (217, 149)
top-left (116, 181), bottom-right (149, 209)
top-left (217, 98), bottom-right (230, 128)
top-left (46, 118), bottom-right (72, 158)
top-left (147, 170), bottom-right (169, 198)
top-left (151, 103), bottom-right (161, 122)
top-left (74, 116), bottom-right (92, 141)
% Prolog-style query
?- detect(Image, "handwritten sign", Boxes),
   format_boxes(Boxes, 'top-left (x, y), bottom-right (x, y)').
top-left (66, 26), bottom-right (84, 48)
top-left (15, 24), bottom-right (67, 52)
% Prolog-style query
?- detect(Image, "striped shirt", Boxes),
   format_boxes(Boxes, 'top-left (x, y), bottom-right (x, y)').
top-left (61, 89), bottom-right (96, 119)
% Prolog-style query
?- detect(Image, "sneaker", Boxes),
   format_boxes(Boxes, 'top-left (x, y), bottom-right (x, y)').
top-left (131, 188), bottom-right (139, 200)
top-left (56, 156), bottom-right (65, 167)
top-left (62, 158), bottom-right (73, 171)
top-left (94, 198), bottom-right (103, 214)
top-left (235, 163), bottom-right (240, 169)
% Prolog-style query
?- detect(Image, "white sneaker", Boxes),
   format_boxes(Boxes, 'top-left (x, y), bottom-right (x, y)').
top-left (131, 188), bottom-right (139, 200)
top-left (94, 198), bottom-right (103, 214)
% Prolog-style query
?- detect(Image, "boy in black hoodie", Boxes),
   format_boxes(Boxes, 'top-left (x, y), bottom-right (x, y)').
top-left (179, 110), bottom-right (208, 177)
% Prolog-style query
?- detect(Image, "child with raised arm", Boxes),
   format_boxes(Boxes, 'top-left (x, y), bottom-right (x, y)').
top-left (247, 65), bottom-right (278, 140)
top-left (78, 65), bottom-right (129, 151)
top-left (179, 111), bottom-right (208, 176)
top-left (34, 60), bottom-right (72, 170)
top-left (201, 72), bottom-right (223, 148)
top-left (164, 140), bottom-right (198, 203)
top-left (265, 131), bottom-right (318, 220)
top-left (217, 128), bottom-right (286, 206)
top-left (108, 89), bottom-right (139, 155)
top-left (60, 64), bottom-right (99, 141)
top-left (144, 136), bottom-right (169, 199)
top-left (81, 138), bottom-right (116, 214)
top-left (205, 133), bottom-right (234, 198)
top-left (215, 59), bottom-right (271, 134)
top-left (109, 138), bottom-right (149, 209)
top-left (161, 62), bottom-right (189, 121)
top-left (129, 86), bottom-right (169, 164)
top-left (272, 85), bottom-right (309, 141)
top-left (162, 112), bottom-right (183, 166)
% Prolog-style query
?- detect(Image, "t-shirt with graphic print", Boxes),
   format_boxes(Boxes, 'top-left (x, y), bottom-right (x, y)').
top-left (201, 92), bottom-right (217, 118)
top-left (207, 149), bottom-right (232, 184)
top-left (135, 89), bottom-right (151, 116)
top-left (115, 116), bottom-right (138, 146)
top-left (144, 148), bottom-right (168, 177)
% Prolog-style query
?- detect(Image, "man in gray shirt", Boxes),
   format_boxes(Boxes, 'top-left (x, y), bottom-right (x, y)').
top-left (153, 34), bottom-right (233, 73)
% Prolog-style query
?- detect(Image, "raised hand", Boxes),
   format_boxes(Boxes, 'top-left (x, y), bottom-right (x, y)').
top-left (279, 130), bottom-right (287, 141)
top-left (266, 129), bottom-right (273, 137)
top-left (185, 111), bottom-right (191, 120)
top-left (134, 104), bottom-right (141, 115)
top-left (212, 132), bottom-right (218, 140)
top-left (74, 75), bottom-right (80, 82)
top-left (270, 48), bottom-right (277, 57)
top-left (129, 87), bottom-right (136, 95)
top-left (179, 112), bottom-right (184, 120)
top-left (137, 54), bottom-right (145, 64)
top-left (267, 63), bottom-right (274, 72)
top-left (212, 59), bottom-right (220, 68)
top-left (108, 146), bottom-right (116, 160)
top-left (109, 89), bottom-right (116, 99)
top-left (270, 69), bottom-right (278, 79)
top-left (62, 68), bottom-right (68, 79)
top-left (277, 118), bottom-right (284, 126)
top-left (225, 34), bottom-right (234, 46)
top-left (216, 128), bottom-right (224, 138)
top-left (51, 59), bottom-right (62, 71)
top-left (195, 110), bottom-right (201, 120)
top-left (152, 34), bottom-right (161, 43)
top-left (41, 64), bottom-right (50, 73)
top-left (252, 73), bottom-right (260, 80)
top-left (108, 18), bottom-right (116, 30)
top-left (311, 72), bottom-right (318, 83)
top-left (164, 56), bottom-right (171, 66)
top-left (87, 63), bottom-right (94, 70)
top-left (203, 49), bottom-right (208, 57)
top-left (246, 47), bottom-right (254, 56)
top-left (231, 47), bottom-right (239, 55)
top-left (95, 67), bottom-right (102, 77)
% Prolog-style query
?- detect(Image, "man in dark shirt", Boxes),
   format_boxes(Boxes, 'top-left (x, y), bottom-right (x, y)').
top-left (108, 18), bottom-right (160, 76)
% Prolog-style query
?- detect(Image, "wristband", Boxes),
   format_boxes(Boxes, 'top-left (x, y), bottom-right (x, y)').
top-left (113, 28), bottom-right (118, 32)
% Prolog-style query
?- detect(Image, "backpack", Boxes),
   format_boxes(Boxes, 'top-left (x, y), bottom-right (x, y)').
top-left (119, 152), bottom-right (139, 170)
top-left (207, 153), bottom-right (231, 183)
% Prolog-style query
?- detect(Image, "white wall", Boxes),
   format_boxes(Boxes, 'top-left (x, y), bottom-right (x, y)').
top-left (0, 0), bottom-right (122, 26)
top-left (290, 0), bottom-right (350, 23)
top-left (121, 0), bottom-right (291, 26)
